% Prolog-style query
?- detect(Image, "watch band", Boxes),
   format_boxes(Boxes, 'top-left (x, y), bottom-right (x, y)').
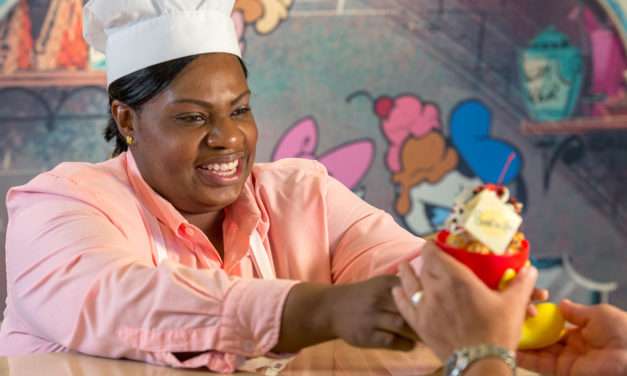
top-left (445, 344), bottom-right (516, 376)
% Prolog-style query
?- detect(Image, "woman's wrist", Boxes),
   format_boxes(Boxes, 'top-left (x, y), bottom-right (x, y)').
top-left (273, 283), bottom-right (337, 353)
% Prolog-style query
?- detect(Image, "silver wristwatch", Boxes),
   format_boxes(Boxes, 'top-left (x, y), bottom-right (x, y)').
top-left (445, 344), bottom-right (516, 376)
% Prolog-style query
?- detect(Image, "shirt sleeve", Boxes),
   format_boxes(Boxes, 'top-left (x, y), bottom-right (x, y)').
top-left (325, 175), bottom-right (425, 284)
top-left (4, 184), bottom-right (297, 373)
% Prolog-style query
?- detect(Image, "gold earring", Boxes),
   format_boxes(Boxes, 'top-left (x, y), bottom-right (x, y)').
top-left (125, 135), bottom-right (135, 145)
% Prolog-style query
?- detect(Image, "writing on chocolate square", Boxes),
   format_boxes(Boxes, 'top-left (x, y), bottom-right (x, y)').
top-left (460, 190), bottom-right (522, 254)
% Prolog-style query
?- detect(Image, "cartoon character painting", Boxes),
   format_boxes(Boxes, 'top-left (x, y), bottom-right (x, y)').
top-left (353, 91), bottom-right (527, 236)
top-left (271, 116), bottom-right (375, 197)
top-left (0, 0), bottom-right (90, 73)
top-left (0, 0), bottom-right (32, 74)
top-left (233, 0), bottom-right (293, 54)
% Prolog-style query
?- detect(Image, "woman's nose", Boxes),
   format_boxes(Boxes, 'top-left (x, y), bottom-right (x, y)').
top-left (206, 117), bottom-right (243, 148)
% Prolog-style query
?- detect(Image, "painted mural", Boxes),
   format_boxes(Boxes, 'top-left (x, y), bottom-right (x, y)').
top-left (234, 0), bottom-right (293, 53)
top-left (341, 92), bottom-right (525, 236)
top-left (271, 116), bottom-right (374, 197)
top-left (0, 0), bottom-right (626, 311)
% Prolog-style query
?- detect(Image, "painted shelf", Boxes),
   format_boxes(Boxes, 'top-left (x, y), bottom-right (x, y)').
top-left (522, 115), bottom-right (627, 135)
top-left (0, 70), bottom-right (106, 88)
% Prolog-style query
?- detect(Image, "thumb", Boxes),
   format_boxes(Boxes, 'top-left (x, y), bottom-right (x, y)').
top-left (559, 299), bottom-right (591, 327)
top-left (503, 266), bottom-right (538, 302)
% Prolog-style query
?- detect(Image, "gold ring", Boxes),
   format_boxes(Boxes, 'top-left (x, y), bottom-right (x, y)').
top-left (410, 291), bottom-right (422, 306)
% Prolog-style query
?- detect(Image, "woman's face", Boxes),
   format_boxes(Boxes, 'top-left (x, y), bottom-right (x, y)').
top-left (130, 53), bottom-right (257, 214)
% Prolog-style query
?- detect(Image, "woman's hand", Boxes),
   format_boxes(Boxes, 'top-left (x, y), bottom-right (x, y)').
top-left (273, 275), bottom-right (418, 353)
top-left (325, 275), bottom-right (418, 350)
top-left (517, 300), bottom-right (627, 376)
top-left (391, 241), bottom-right (537, 361)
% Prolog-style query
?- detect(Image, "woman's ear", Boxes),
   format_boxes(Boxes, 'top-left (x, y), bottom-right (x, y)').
top-left (111, 100), bottom-right (135, 138)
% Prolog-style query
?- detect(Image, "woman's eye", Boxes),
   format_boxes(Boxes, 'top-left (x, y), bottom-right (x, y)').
top-left (176, 114), bottom-right (207, 124)
top-left (232, 106), bottom-right (251, 117)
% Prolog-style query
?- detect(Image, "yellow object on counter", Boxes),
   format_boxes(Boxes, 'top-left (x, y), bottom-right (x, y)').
top-left (518, 303), bottom-right (566, 350)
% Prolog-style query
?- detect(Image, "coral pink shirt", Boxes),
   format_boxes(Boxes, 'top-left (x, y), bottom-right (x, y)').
top-left (0, 152), bottom-right (423, 372)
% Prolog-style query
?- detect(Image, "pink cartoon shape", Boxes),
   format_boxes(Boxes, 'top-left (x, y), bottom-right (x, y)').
top-left (272, 117), bottom-right (375, 190)
top-left (374, 95), bottom-right (441, 172)
top-left (272, 116), bottom-right (318, 160)
top-left (320, 141), bottom-right (374, 189)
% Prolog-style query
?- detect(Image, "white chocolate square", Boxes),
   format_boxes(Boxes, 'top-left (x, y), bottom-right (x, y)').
top-left (460, 190), bottom-right (522, 254)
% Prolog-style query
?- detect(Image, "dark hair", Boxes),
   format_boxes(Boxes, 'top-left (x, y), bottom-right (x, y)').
top-left (105, 55), bottom-right (249, 156)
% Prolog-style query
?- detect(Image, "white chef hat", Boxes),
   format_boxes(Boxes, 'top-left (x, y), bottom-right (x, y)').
top-left (83, 0), bottom-right (241, 86)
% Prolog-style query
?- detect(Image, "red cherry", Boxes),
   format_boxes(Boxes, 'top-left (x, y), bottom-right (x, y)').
top-left (374, 96), bottom-right (394, 119)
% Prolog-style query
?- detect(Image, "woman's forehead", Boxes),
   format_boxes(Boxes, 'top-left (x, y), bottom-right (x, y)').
top-left (164, 54), bottom-right (248, 103)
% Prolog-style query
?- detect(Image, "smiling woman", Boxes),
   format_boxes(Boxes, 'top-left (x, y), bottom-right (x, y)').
top-left (107, 54), bottom-right (256, 257)
top-left (0, 0), bottom-right (425, 373)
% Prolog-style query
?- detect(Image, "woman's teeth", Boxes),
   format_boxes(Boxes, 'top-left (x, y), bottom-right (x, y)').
top-left (200, 160), bottom-right (239, 176)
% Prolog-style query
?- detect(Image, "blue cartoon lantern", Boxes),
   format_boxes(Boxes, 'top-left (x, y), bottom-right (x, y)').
top-left (518, 26), bottom-right (584, 122)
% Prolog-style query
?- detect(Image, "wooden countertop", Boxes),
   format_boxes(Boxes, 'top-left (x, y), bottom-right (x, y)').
top-left (0, 340), bottom-right (541, 375)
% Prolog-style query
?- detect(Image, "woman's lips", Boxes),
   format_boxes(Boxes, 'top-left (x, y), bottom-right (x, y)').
top-left (196, 157), bottom-right (245, 186)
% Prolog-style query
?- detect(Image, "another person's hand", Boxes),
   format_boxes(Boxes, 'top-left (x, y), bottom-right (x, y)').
top-left (517, 300), bottom-right (627, 376)
top-left (391, 241), bottom-right (538, 361)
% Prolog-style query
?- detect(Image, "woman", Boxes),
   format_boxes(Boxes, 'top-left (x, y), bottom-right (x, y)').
top-left (0, 0), bottom-right (423, 373)
top-left (393, 243), bottom-right (627, 376)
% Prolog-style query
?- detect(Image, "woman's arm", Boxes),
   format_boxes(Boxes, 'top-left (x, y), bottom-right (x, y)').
top-left (5, 181), bottom-right (417, 372)
top-left (5, 189), bottom-right (295, 373)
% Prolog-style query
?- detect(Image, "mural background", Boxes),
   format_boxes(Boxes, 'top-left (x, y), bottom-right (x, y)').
top-left (0, 0), bottom-right (626, 317)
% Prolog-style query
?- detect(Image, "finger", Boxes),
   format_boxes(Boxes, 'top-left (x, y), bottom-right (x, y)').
top-left (421, 241), bottom-right (478, 285)
top-left (526, 303), bottom-right (538, 317)
top-left (559, 299), bottom-right (591, 327)
top-left (392, 286), bottom-right (420, 334)
top-left (389, 335), bottom-right (416, 352)
top-left (367, 330), bottom-right (415, 351)
top-left (531, 287), bottom-right (549, 302)
top-left (516, 346), bottom-right (561, 374)
top-left (398, 262), bottom-right (422, 296)
top-left (526, 286), bottom-right (548, 317)
top-left (375, 311), bottom-right (419, 342)
top-left (502, 266), bottom-right (538, 305)
top-left (375, 276), bottom-right (407, 313)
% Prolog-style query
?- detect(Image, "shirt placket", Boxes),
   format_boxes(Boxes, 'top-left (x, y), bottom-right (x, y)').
top-left (177, 223), bottom-right (223, 268)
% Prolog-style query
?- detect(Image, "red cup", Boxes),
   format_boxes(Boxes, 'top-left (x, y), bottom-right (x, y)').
top-left (435, 230), bottom-right (530, 290)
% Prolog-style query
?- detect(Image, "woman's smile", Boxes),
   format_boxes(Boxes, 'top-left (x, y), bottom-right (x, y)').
top-left (195, 154), bottom-right (246, 186)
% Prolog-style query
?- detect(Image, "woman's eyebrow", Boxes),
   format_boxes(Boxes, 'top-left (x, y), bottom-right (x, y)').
top-left (170, 90), bottom-right (251, 108)
top-left (231, 90), bottom-right (252, 105)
